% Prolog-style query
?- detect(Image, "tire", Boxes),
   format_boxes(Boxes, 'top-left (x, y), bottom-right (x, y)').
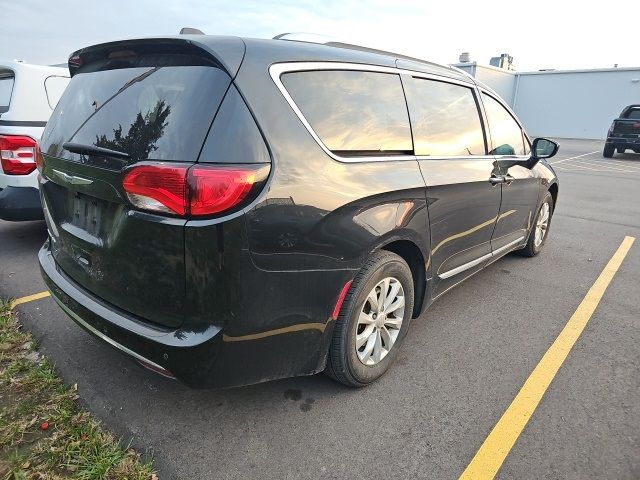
top-left (603, 144), bottom-right (615, 158)
top-left (325, 251), bottom-right (414, 387)
top-left (517, 191), bottom-right (554, 258)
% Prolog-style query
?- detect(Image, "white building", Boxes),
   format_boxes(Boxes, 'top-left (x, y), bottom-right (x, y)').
top-left (454, 61), bottom-right (640, 140)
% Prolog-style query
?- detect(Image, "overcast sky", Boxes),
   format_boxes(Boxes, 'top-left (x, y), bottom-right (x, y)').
top-left (1, 0), bottom-right (637, 71)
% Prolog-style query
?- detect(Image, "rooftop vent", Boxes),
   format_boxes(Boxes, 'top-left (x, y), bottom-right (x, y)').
top-left (179, 27), bottom-right (204, 35)
top-left (489, 53), bottom-right (514, 70)
top-left (459, 52), bottom-right (471, 63)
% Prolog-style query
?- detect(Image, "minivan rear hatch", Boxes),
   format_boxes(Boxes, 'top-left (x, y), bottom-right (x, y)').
top-left (39, 41), bottom-right (234, 328)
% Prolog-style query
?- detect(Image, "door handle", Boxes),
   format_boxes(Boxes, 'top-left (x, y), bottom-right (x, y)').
top-left (489, 175), bottom-right (505, 185)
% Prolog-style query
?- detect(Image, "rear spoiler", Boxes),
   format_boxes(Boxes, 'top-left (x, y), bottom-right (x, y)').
top-left (67, 36), bottom-right (245, 78)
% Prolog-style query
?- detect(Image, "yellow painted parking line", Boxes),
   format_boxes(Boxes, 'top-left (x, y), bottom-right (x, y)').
top-left (459, 235), bottom-right (635, 480)
top-left (11, 291), bottom-right (51, 309)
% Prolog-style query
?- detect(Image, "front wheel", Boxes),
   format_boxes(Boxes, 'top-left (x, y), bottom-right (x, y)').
top-left (603, 144), bottom-right (615, 158)
top-left (517, 191), bottom-right (554, 257)
top-left (325, 251), bottom-right (414, 387)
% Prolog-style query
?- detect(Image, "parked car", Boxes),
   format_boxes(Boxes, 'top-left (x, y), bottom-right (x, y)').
top-left (38, 35), bottom-right (559, 388)
top-left (0, 61), bottom-right (69, 221)
top-left (604, 104), bottom-right (640, 158)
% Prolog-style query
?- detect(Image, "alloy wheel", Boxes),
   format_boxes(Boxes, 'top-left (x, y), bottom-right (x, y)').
top-left (534, 202), bottom-right (550, 247)
top-left (355, 277), bottom-right (405, 365)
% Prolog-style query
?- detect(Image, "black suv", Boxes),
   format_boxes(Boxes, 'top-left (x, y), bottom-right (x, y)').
top-left (604, 104), bottom-right (640, 157)
top-left (38, 35), bottom-right (559, 388)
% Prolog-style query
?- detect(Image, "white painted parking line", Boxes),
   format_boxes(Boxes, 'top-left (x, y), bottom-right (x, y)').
top-left (553, 157), bottom-right (640, 174)
top-left (554, 161), bottom-right (603, 172)
top-left (550, 151), bottom-right (600, 165)
top-left (568, 159), bottom-right (636, 173)
top-left (596, 159), bottom-right (640, 171)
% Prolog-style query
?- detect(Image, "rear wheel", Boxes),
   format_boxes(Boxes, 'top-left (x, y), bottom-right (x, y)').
top-left (325, 251), bottom-right (414, 387)
top-left (603, 144), bottom-right (615, 158)
top-left (517, 191), bottom-right (554, 258)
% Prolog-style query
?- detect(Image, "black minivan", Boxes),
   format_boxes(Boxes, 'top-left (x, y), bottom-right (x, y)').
top-left (38, 35), bottom-right (559, 388)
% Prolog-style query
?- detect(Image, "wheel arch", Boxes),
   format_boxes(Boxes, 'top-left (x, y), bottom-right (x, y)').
top-left (379, 239), bottom-right (427, 319)
top-left (548, 182), bottom-right (559, 209)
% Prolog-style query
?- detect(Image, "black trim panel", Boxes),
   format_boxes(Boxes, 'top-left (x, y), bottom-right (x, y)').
top-left (0, 120), bottom-right (47, 127)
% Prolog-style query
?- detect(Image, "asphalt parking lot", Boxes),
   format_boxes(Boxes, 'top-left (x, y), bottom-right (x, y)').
top-left (1, 138), bottom-right (638, 479)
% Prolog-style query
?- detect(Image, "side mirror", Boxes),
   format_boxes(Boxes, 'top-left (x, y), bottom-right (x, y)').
top-left (530, 138), bottom-right (559, 165)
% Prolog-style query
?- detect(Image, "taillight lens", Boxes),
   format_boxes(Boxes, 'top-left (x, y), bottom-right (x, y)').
top-left (122, 163), bottom-right (269, 217)
top-left (634, 123), bottom-right (640, 129)
top-left (0, 135), bottom-right (38, 175)
top-left (122, 164), bottom-right (188, 215)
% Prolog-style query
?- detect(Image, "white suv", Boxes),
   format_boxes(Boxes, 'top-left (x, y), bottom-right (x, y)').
top-left (0, 61), bottom-right (69, 221)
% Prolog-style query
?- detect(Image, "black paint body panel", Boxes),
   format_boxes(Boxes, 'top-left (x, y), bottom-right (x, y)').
top-left (39, 35), bottom-right (559, 388)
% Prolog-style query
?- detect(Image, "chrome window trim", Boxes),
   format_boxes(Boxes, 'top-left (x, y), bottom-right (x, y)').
top-left (438, 235), bottom-right (525, 279)
top-left (269, 61), bottom-right (488, 163)
top-left (416, 155), bottom-right (496, 161)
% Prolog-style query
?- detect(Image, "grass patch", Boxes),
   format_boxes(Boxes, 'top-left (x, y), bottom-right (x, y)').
top-left (0, 299), bottom-right (157, 479)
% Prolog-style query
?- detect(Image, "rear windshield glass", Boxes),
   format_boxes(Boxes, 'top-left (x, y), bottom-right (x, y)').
top-left (41, 59), bottom-right (230, 163)
top-left (281, 70), bottom-right (412, 156)
top-left (625, 108), bottom-right (640, 120)
top-left (0, 74), bottom-right (14, 113)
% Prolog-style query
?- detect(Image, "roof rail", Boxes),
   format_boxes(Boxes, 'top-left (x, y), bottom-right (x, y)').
top-left (273, 32), bottom-right (451, 71)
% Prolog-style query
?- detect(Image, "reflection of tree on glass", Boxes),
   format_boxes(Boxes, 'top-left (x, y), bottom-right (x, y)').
top-left (94, 100), bottom-right (170, 161)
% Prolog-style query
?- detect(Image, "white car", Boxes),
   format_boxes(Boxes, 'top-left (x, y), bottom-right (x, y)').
top-left (0, 61), bottom-right (69, 221)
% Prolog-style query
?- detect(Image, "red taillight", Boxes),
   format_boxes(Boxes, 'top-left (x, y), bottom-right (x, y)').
top-left (634, 123), bottom-right (640, 129)
top-left (122, 163), bottom-right (269, 217)
top-left (122, 164), bottom-right (188, 215)
top-left (189, 166), bottom-right (258, 216)
top-left (0, 135), bottom-right (38, 175)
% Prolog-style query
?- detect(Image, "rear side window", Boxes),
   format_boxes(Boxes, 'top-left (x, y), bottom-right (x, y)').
top-left (625, 108), bottom-right (640, 120)
top-left (0, 73), bottom-right (14, 113)
top-left (281, 70), bottom-right (412, 156)
top-left (44, 76), bottom-right (69, 110)
top-left (403, 78), bottom-right (485, 156)
top-left (199, 85), bottom-right (270, 164)
top-left (482, 94), bottom-right (526, 156)
top-left (41, 58), bottom-right (230, 163)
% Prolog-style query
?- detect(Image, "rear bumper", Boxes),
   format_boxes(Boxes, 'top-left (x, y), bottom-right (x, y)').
top-left (606, 136), bottom-right (640, 148)
top-left (39, 241), bottom-right (337, 388)
top-left (0, 186), bottom-right (44, 221)
top-left (39, 243), bottom-right (225, 387)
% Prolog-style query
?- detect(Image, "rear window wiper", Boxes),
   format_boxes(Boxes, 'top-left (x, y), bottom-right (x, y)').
top-left (63, 142), bottom-right (130, 159)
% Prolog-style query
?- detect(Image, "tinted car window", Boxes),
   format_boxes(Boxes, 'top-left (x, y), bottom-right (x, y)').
top-left (199, 85), bottom-right (270, 164)
top-left (404, 78), bottom-right (485, 156)
top-left (482, 94), bottom-right (525, 155)
top-left (282, 70), bottom-right (412, 155)
top-left (44, 76), bottom-right (69, 110)
top-left (625, 108), bottom-right (640, 120)
top-left (41, 62), bottom-right (230, 164)
top-left (0, 74), bottom-right (14, 113)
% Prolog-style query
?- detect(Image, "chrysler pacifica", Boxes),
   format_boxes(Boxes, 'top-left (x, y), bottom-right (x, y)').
top-left (38, 35), bottom-right (559, 388)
